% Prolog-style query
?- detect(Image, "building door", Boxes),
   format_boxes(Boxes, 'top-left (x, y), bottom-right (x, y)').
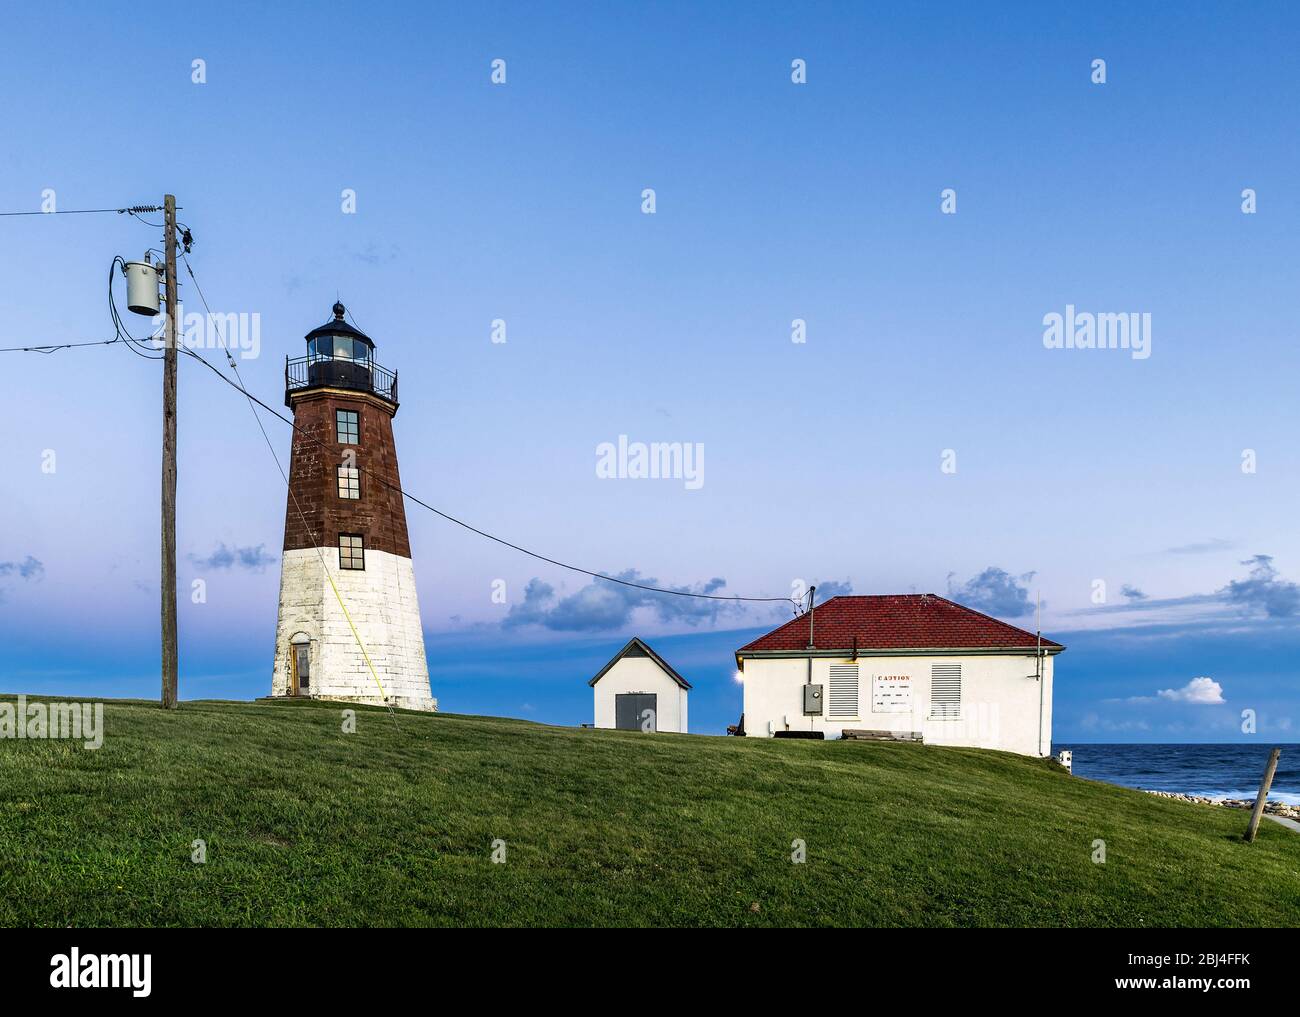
top-left (615, 693), bottom-right (657, 732)
top-left (291, 643), bottom-right (311, 696)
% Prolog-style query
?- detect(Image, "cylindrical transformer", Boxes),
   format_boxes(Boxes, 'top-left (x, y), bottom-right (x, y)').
top-left (124, 260), bottom-right (161, 316)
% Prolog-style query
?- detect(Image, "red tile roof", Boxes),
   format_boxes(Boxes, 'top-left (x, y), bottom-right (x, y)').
top-left (736, 595), bottom-right (1063, 655)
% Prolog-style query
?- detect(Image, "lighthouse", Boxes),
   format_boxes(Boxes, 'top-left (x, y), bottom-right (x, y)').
top-left (270, 303), bottom-right (435, 711)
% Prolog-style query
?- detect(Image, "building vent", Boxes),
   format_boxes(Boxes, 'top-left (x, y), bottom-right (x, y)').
top-left (930, 663), bottom-right (962, 718)
top-left (828, 663), bottom-right (860, 719)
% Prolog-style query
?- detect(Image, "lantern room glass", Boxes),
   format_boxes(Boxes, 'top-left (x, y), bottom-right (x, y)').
top-left (310, 336), bottom-right (370, 363)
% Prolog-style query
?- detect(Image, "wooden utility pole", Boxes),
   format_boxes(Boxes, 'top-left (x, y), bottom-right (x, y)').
top-left (1244, 747), bottom-right (1281, 843)
top-left (161, 194), bottom-right (179, 709)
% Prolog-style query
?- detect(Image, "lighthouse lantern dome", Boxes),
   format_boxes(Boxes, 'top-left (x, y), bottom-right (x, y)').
top-left (289, 301), bottom-right (397, 405)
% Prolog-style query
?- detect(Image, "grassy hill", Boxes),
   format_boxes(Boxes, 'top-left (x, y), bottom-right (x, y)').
top-left (1, 695), bottom-right (1297, 927)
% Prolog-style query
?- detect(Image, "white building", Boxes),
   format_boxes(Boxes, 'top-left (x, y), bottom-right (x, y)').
top-left (735, 595), bottom-right (1062, 756)
top-left (589, 638), bottom-right (691, 733)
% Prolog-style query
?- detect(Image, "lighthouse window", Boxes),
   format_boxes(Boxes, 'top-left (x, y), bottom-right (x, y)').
top-left (337, 466), bottom-right (360, 499)
top-left (339, 534), bottom-right (365, 570)
top-left (335, 410), bottom-right (359, 445)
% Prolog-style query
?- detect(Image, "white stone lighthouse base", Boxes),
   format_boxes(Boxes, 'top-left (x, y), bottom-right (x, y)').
top-left (271, 547), bottom-right (436, 711)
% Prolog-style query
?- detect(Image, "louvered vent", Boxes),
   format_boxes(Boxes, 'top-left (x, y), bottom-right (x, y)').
top-left (828, 663), bottom-right (860, 719)
top-left (930, 663), bottom-right (962, 718)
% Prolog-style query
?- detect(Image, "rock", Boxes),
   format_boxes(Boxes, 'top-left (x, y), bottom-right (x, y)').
top-left (1142, 790), bottom-right (1298, 815)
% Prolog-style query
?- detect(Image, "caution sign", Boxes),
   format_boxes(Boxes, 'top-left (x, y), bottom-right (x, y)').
top-left (872, 673), bottom-right (912, 713)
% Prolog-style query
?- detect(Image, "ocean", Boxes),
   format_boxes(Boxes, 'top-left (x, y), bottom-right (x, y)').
top-left (1055, 743), bottom-right (1300, 804)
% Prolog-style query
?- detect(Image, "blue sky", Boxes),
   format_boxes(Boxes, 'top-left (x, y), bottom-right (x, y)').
top-left (4, 2), bottom-right (1299, 741)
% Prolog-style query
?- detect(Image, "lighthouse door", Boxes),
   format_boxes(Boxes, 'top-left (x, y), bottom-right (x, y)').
top-left (290, 642), bottom-right (311, 696)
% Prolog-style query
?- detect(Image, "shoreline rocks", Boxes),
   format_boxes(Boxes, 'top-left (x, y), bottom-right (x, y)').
top-left (1143, 789), bottom-right (1300, 819)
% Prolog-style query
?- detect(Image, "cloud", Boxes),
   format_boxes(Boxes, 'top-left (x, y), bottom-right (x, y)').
top-left (1219, 555), bottom-right (1300, 618)
top-left (0, 556), bottom-right (44, 581)
top-left (1156, 676), bottom-right (1225, 704)
top-left (1162, 538), bottom-right (1235, 555)
top-left (1120, 584), bottom-right (1147, 601)
top-left (189, 544), bottom-right (276, 572)
top-left (351, 242), bottom-right (401, 266)
top-left (0, 555), bottom-right (44, 602)
top-left (946, 567), bottom-right (1035, 618)
top-left (503, 570), bottom-right (734, 632)
top-left (1080, 712), bottom-right (1151, 733)
top-left (1068, 554), bottom-right (1300, 630)
top-left (812, 578), bottom-right (853, 601)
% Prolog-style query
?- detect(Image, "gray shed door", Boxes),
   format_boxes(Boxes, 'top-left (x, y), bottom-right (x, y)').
top-left (615, 693), bottom-right (658, 732)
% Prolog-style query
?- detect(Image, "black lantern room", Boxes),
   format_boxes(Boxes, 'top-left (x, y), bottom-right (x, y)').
top-left (285, 302), bottom-right (398, 406)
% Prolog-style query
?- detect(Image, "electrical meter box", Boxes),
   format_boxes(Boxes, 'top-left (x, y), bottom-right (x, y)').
top-left (803, 683), bottom-right (823, 715)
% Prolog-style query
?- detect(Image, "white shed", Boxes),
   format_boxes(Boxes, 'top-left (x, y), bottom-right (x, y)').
top-left (589, 637), bottom-right (691, 733)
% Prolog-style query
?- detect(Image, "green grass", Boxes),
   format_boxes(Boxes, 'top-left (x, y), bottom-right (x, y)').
top-left (1, 695), bottom-right (1297, 927)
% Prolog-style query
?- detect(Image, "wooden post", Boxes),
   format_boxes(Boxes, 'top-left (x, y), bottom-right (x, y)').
top-left (160, 193), bottom-right (179, 709)
top-left (1244, 747), bottom-right (1281, 843)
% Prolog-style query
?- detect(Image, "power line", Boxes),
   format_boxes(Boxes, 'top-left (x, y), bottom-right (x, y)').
top-left (0, 337), bottom-right (127, 354)
top-left (178, 260), bottom-right (796, 608)
top-left (127, 211), bottom-right (165, 228)
top-left (0, 204), bottom-right (166, 217)
top-left (183, 346), bottom-right (790, 606)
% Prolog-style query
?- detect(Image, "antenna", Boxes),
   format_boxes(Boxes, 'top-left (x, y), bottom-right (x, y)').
top-left (806, 585), bottom-right (817, 649)
top-left (1035, 591), bottom-right (1042, 679)
top-left (1035, 589), bottom-right (1046, 756)
top-left (1028, 590), bottom-right (1043, 680)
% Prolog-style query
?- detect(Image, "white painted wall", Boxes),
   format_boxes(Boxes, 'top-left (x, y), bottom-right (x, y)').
top-left (271, 547), bottom-right (436, 711)
top-left (740, 653), bottom-right (1053, 756)
top-left (593, 657), bottom-right (688, 733)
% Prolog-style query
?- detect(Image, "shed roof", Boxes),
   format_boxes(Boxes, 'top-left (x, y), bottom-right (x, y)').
top-left (589, 637), bottom-right (692, 690)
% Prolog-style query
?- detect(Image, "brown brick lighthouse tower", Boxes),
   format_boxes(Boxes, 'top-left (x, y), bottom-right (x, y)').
top-left (270, 303), bottom-right (435, 711)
